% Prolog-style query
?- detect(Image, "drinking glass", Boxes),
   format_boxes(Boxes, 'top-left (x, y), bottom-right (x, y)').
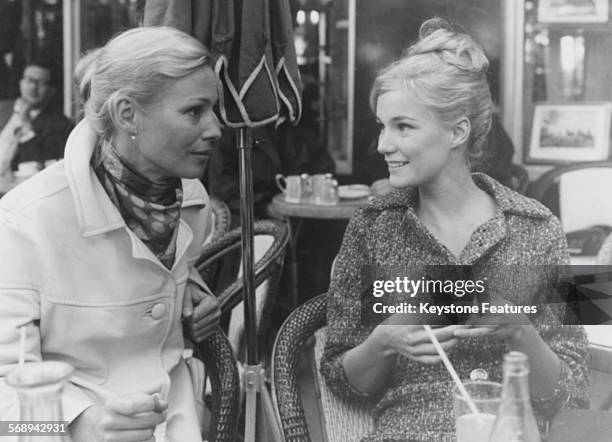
top-left (453, 380), bottom-right (501, 442)
top-left (6, 361), bottom-right (74, 441)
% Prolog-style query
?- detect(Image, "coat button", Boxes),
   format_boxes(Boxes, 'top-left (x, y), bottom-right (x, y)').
top-left (470, 368), bottom-right (488, 381)
top-left (151, 303), bottom-right (166, 319)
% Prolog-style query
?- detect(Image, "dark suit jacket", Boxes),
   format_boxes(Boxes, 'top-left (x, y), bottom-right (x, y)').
top-left (0, 100), bottom-right (73, 169)
top-left (0, 100), bottom-right (13, 129)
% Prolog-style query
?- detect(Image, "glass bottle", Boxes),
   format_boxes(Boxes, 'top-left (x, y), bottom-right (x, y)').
top-left (489, 352), bottom-right (540, 442)
top-left (6, 361), bottom-right (74, 442)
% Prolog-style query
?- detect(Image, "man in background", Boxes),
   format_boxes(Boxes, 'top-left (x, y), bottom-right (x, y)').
top-left (0, 60), bottom-right (73, 177)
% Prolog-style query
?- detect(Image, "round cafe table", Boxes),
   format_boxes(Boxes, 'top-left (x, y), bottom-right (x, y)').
top-left (271, 193), bottom-right (370, 219)
top-left (271, 193), bottom-right (371, 308)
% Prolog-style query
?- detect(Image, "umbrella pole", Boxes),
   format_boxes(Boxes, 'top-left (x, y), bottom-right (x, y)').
top-left (237, 127), bottom-right (258, 366)
top-left (237, 127), bottom-right (258, 442)
top-left (237, 128), bottom-right (285, 442)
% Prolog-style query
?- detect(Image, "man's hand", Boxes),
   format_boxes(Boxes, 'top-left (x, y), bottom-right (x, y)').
top-left (70, 393), bottom-right (168, 442)
top-left (12, 98), bottom-right (34, 137)
top-left (13, 98), bottom-right (32, 121)
top-left (183, 280), bottom-right (221, 342)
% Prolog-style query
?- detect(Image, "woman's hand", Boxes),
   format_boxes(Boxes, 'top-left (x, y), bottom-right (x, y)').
top-left (372, 322), bottom-right (467, 364)
top-left (453, 294), bottom-right (534, 345)
top-left (70, 393), bottom-right (168, 442)
top-left (453, 293), bottom-right (564, 398)
top-left (342, 313), bottom-right (469, 395)
top-left (182, 281), bottom-right (221, 342)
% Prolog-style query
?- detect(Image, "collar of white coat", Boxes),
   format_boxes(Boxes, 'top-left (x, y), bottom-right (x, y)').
top-left (65, 119), bottom-right (209, 237)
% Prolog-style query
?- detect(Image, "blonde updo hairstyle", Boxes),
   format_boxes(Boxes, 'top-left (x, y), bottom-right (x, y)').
top-left (370, 18), bottom-right (493, 161)
top-left (76, 26), bottom-right (213, 141)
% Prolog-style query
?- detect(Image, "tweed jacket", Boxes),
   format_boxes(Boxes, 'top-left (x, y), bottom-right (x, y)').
top-left (321, 173), bottom-right (589, 442)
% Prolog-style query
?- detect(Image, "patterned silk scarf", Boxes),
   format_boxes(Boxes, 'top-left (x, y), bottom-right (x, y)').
top-left (92, 140), bottom-right (183, 269)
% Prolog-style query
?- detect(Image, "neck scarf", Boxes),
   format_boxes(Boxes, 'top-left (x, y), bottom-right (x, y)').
top-left (92, 140), bottom-right (183, 269)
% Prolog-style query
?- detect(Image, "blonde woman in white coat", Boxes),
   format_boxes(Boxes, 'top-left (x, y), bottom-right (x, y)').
top-left (0, 27), bottom-right (222, 442)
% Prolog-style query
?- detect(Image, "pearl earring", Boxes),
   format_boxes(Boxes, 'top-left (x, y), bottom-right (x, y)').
top-left (130, 133), bottom-right (137, 141)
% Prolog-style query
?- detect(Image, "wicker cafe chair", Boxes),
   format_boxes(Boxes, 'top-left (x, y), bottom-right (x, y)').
top-left (528, 161), bottom-right (612, 262)
top-left (201, 197), bottom-right (232, 286)
top-left (527, 161), bottom-right (612, 226)
top-left (191, 328), bottom-right (241, 442)
top-left (209, 196), bottom-right (232, 239)
top-left (271, 294), bottom-right (374, 442)
top-left (588, 340), bottom-right (612, 411)
top-left (195, 219), bottom-right (289, 358)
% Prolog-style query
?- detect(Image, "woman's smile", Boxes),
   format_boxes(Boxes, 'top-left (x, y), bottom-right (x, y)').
top-left (376, 89), bottom-right (455, 188)
top-left (387, 161), bottom-right (410, 169)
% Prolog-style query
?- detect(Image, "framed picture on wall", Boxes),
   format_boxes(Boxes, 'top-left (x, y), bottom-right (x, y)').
top-left (538, 0), bottom-right (610, 23)
top-left (527, 102), bottom-right (612, 164)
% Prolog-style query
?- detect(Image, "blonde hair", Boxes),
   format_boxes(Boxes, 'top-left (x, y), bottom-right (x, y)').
top-left (75, 26), bottom-right (213, 140)
top-left (370, 18), bottom-right (493, 160)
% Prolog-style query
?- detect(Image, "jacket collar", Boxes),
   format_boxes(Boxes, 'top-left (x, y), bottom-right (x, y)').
top-left (65, 120), bottom-right (208, 237)
top-left (366, 173), bottom-right (550, 220)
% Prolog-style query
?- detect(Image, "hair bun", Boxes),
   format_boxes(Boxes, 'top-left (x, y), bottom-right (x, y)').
top-left (408, 17), bottom-right (489, 74)
top-left (418, 17), bottom-right (454, 39)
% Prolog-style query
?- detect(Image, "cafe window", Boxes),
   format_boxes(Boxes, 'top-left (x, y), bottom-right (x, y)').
top-left (0, 0), bottom-right (64, 103)
top-left (80, 0), bottom-right (144, 52)
top-left (61, 0), bottom-right (143, 117)
top-left (503, 0), bottom-right (612, 170)
top-left (0, 0), bottom-right (145, 116)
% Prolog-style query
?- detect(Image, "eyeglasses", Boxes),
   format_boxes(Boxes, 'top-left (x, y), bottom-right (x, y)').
top-left (22, 76), bottom-right (51, 87)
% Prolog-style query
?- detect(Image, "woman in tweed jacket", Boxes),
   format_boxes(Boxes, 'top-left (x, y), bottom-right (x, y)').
top-left (321, 18), bottom-right (589, 442)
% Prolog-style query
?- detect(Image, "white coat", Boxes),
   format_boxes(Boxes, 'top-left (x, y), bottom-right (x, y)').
top-left (0, 121), bottom-right (213, 441)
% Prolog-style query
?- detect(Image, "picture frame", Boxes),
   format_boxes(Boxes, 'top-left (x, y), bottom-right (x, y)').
top-left (527, 102), bottom-right (612, 164)
top-left (538, 0), bottom-right (610, 23)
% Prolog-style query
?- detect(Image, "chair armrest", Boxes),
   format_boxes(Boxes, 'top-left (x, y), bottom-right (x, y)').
top-left (272, 294), bottom-right (328, 441)
top-left (192, 328), bottom-right (241, 442)
top-left (196, 219), bottom-right (289, 311)
top-left (209, 196), bottom-right (231, 239)
top-left (527, 161), bottom-right (612, 203)
top-left (589, 344), bottom-right (612, 374)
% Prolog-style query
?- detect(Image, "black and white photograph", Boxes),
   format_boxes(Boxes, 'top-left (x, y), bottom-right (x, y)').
top-left (538, 0), bottom-right (610, 23)
top-left (0, 1), bottom-right (611, 442)
top-left (527, 103), bottom-right (612, 163)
